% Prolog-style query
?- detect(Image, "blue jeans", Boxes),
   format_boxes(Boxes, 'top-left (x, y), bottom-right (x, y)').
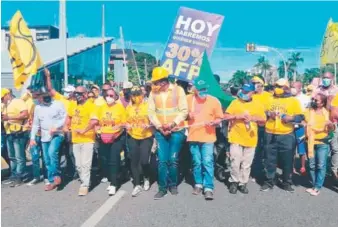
top-left (190, 142), bottom-right (214, 191)
top-left (41, 135), bottom-right (64, 183)
top-left (155, 130), bottom-right (186, 192)
top-left (30, 136), bottom-right (47, 180)
top-left (6, 133), bottom-right (27, 179)
top-left (308, 144), bottom-right (329, 190)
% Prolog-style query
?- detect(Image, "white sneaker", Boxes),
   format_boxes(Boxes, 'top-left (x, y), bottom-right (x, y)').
top-left (132, 185), bottom-right (142, 197)
top-left (106, 185), bottom-right (112, 191)
top-left (101, 178), bottom-right (108, 183)
top-left (144, 179), bottom-right (150, 191)
top-left (44, 179), bottom-right (50, 185)
top-left (108, 186), bottom-right (116, 196)
top-left (26, 178), bottom-right (40, 186)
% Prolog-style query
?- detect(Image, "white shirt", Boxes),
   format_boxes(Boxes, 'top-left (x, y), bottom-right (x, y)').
top-left (296, 93), bottom-right (310, 111)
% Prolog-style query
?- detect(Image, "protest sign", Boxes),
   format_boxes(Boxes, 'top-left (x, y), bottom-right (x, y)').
top-left (161, 7), bottom-right (224, 81)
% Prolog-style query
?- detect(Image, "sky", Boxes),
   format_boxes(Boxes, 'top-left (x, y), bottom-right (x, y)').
top-left (2, 1), bottom-right (338, 81)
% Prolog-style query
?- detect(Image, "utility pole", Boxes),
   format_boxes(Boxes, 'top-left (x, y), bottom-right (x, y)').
top-left (60, 0), bottom-right (68, 86)
top-left (119, 26), bottom-right (128, 82)
top-left (129, 41), bottom-right (141, 85)
top-left (144, 58), bottom-right (148, 82)
top-left (101, 4), bottom-right (106, 84)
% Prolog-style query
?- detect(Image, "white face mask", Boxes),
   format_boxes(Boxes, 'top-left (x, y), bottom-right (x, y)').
top-left (106, 97), bottom-right (115, 104)
top-left (290, 88), bottom-right (298, 96)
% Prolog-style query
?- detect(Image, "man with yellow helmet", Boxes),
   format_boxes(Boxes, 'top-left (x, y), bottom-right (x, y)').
top-left (148, 67), bottom-right (188, 199)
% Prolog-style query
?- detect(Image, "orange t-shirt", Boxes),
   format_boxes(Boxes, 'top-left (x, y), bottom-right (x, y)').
top-left (187, 94), bottom-right (223, 143)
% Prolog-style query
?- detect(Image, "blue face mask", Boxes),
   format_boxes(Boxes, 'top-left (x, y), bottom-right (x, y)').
top-left (33, 99), bottom-right (40, 105)
top-left (322, 78), bottom-right (332, 87)
top-left (198, 90), bottom-right (208, 98)
top-left (238, 90), bottom-right (250, 101)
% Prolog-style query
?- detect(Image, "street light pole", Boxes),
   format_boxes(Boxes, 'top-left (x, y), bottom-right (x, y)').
top-left (267, 46), bottom-right (288, 80)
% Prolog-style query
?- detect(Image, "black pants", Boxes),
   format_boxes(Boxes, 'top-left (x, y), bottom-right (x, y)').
top-left (99, 134), bottom-right (125, 186)
top-left (264, 132), bottom-right (295, 185)
top-left (251, 126), bottom-right (266, 179)
top-left (127, 136), bottom-right (153, 186)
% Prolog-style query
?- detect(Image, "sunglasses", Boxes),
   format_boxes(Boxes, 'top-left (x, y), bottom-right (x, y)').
top-left (75, 92), bottom-right (85, 96)
top-left (105, 95), bottom-right (115, 98)
top-left (88, 96), bottom-right (94, 98)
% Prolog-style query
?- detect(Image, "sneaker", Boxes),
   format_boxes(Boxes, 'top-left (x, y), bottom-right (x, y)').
top-left (310, 189), bottom-right (320, 196)
top-left (2, 177), bottom-right (15, 185)
top-left (53, 176), bottom-right (62, 186)
top-left (44, 179), bottom-right (50, 185)
top-left (107, 185), bottom-right (113, 191)
top-left (238, 184), bottom-right (249, 194)
top-left (204, 191), bottom-right (214, 200)
top-left (101, 178), bottom-right (108, 183)
top-left (306, 188), bottom-right (314, 194)
top-left (143, 179), bottom-right (150, 191)
top-left (78, 187), bottom-right (89, 196)
top-left (26, 178), bottom-right (40, 186)
top-left (108, 186), bottom-right (116, 196)
top-left (45, 184), bottom-right (57, 191)
top-left (10, 179), bottom-right (22, 187)
top-left (192, 186), bottom-right (202, 195)
top-left (260, 182), bottom-right (273, 192)
top-left (229, 182), bottom-right (238, 194)
top-left (132, 185), bottom-right (142, 197)
top-left (154, 191), bottom-right (167, 200)
top-left (169, 187), bottom-right (178, 195)
top-left (283, 184), bottom-right (295, 193)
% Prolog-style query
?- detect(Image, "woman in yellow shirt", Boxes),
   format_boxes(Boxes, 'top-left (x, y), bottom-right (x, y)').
top-left (304, 93), bottom-right (335, 196)
top-left (126, 87), bottom-right (154, 197)
top-left (96, 88), bottom-right (126, 196)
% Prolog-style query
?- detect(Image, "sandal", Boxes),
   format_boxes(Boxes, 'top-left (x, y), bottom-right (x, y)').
top-left (310, 189), bottom-right (320, 196)
top-left (305, 188), bottom-right (314, 194)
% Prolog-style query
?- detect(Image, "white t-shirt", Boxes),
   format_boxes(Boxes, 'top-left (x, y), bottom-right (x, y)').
top-left (296, 93), bottom-right (310, 111)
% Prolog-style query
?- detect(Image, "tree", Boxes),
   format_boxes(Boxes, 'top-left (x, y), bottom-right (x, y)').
top-left (127, 52), bottom-right (157, 85)
top-left (254, 56), bottom-right (272, 82)
top-left (288, 52), bottom-right (304, 81)
top-left (227, 70), bottom-right (250, 88)
top-left (302, 68), bottom-right (320, 85)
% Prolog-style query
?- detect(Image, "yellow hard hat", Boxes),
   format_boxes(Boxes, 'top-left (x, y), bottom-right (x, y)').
top-left (151, 67), bottom-right (169, 82)
top-left (1, 88), bottom-right (10, 98)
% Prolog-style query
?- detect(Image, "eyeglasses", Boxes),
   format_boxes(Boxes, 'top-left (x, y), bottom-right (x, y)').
top-left (105, 95), bottom-right (115, 98)
top-left (88, 96), bottom-right (94, 98)
top-left (75, 92), bottom-right (85, 96)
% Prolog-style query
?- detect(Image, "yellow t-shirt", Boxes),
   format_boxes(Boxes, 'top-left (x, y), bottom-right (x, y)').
top-left (96, 102), bottom-right (126, 134)
top-left (94, 96), bottom-right (106, 106)
top-left (69, 101), bottom-right (97, 143)
top-left (126, 102), bottom-right (153, 140)
top-left (331, 94), bottom-right (338, 107)
top-left (252, 91), bottom-right (273, 111)
top-left (304, 109), bottom-right (328, 144)
top-left (21, 94), bottom-right (35, 131)
top-left (1, 98), bottom-right (28, 134)
top-left (265, 96), bottom-right (302, 135)
top-left (54, 92), bottom-right (75, 114)
top-left (226, 99), bottom-right (266, 147)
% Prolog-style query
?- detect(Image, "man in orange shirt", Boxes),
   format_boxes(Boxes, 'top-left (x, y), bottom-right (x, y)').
top-left (187, 79), bottom-right (223, 200)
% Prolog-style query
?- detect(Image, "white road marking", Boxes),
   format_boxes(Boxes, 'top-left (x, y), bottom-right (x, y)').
top-left (81, 190), bottom-right (126, 227)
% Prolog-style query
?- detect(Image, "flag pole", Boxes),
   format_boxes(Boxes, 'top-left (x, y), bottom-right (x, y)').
top-left (144, 58), bottom-right (148, 82)
top-left (129, 41), bottom-right (141, 85)
top-left (60, 0), bottom-right (68, 86)
top-left (119, 26), bottom-right (128, 82)
top-left (102, 4), bottom-right (106, 84)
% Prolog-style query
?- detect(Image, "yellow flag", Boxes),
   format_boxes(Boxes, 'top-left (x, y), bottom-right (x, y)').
top-left (320, 18), bottom-right (338, 66)
top-left (8, 11), bottom-right (43, 89)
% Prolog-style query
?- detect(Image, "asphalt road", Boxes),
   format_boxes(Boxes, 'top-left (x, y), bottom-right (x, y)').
top-left (1, 172), bottom-right (338, 227)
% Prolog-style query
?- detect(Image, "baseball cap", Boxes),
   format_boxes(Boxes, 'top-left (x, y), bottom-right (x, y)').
top-left (275, 78), bottom-right (290, 88)
top-left (193, 79), bottom-right (209, 91)
top-left (123, 81), bottom-right (133, 89)
top-left (131, 86), bottom-right (142, 96)
top-left (91, 84), bottom-right (100, 90)
top-left (251, 76), bottom-right (264, 85)
top-left (1, 88), bottom-right (10, 98)
top-left (241, 83), bottom-right (255, 93)
top-left (63, 85), bottom-right (76, 93)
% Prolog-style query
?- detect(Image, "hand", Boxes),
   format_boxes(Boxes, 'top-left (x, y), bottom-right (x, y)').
top-left (44, 68), bottom-right (50, 78)
top-left (188, 112), bottom-right (195, 120)
top-left (235, 113), bottom-right (249, 121)
top-left (159, 127), bottom-right (170, 136)
top-left (75, 129), bottom-right (86, 135)
top-left (267, 111), bottom-right (277, 120)
top-left (161, 124), bottom-right (171, 131)
top-left (141, 124), bottom-right (149, 129)
top-left (125, 124), bottom-right (132, 130)
top-left (326, 121), bottom-right (335, 131)
top-left (2, 114), bottom-right (9, 121)
top-left (50, 128), bottom-right (57, 135)
top-left (281, 115), bottom-right (293, 124)
top-left (29, 140), bottom-right (37, 147)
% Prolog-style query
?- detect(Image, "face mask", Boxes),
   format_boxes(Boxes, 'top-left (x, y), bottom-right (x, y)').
top-left (33, 99), bottom-right (40, 105)
top-left (42, 96), bottom-right (52, 104)
top-left (124, 90), bottom-right (131, 98)
top-left (254, 84), bottom-right (262, 92)
top-left (238, 91), bottom-right (250, 101)
top-left (290, 88), bottom-right (298, 96)
top-left (75, 93), bottom-right (85, 104)
top-left (105, 97), bottom-right (115, 105)
top-left (93, 91), bottom-right (99, 98)
top-left (197, 90), bottom-right (208, 99)
top-left (152, 85), bottom-right (161, 93)
top-left (132, 96), bottom-right (143, 105)
top-left (322, 78), bottom-right (332, 87)
top-left (274, 87), bottom-right (284, 96)
top-left (310, 100), bottom-right (318, 109)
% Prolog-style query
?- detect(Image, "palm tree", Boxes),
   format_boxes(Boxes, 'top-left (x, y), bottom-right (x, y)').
top-left (303, 68), bottom-right (320, 85)
top-left (254, 56), bottom-right (272, 82)
top-left (288, 52), bottom-right (304, 82)
top-left (228, 70), bottom-right (250, 87)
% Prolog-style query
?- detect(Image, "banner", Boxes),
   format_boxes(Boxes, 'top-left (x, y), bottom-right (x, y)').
top-left (320, 18), bottom-right (338, 66)
top-left (8, 10), bottom-right (43, 89)
top-left (161, 7), bottom-right (224, 81)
